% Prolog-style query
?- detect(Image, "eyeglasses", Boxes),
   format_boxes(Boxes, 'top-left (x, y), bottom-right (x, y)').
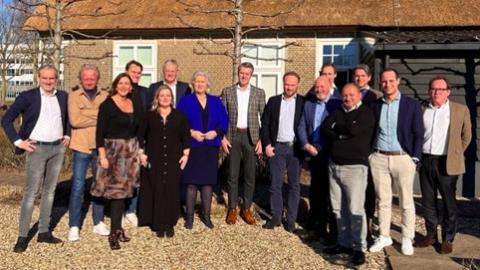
top-left (429, 88), bottom-right (450, 92)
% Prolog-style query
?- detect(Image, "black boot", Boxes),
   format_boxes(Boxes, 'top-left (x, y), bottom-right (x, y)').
top-left (13, 237), bottom-right (28, 253)
top-left (185, 215), bottom-right (193, 230)
top-left (37, 232), bottom-right (62, 244)
top-left (201, 214), bottom-right (214, 229)
top-left (108, 232), bottom-right (120, 250)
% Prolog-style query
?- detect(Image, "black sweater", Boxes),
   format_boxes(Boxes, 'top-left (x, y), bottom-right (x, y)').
top-left (321, 104), bottom-right (375, 166)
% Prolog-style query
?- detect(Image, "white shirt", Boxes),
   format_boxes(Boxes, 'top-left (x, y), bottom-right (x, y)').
top-left (29, 88), bottom-right (64, 142)
top-left (423, 101), bottom-right (450, 155)
top-left (276, 94), bottom-right (297, 142)
top-left (236, 84), bottom-right (251, 128)
top-left (166, 81), bottom-right (178, 108)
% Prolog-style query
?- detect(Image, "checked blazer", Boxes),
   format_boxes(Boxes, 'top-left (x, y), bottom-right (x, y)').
top-left (220, 84), bottom-right (266, 144)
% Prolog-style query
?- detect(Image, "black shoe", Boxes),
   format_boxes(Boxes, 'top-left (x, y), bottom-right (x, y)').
top-left (323, 244), bottom-right (353, 255)
top-left (156, 230), bottom-right (165, 238)
top-left (185, 215), bottom-right (193, 230)
top-left (165, 227), bottom-right (175, 238)
top-left (13, 237), bottom-right (28, 253)
top-left (285, 223), bottom-right (297, 233)
top-left (201, 215), bottom-right (214, 229)
top-left (37, 232), bottom-right (62, 244)
top-left (262, 220), bottom-right (281, 230)
top-left (352, 251), bottom-right (366, 266)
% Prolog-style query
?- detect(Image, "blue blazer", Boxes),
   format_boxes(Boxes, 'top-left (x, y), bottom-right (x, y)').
top-left (1, 88), bottom-right (70, 154)
top-left (370, 95), bottom-right (424, 160)
top-left (177, 93), bottom-right (228, 148)
top-left (148, 80), bottom-right (192, 107)
top-left (297, 98), bottom-right (342, 148)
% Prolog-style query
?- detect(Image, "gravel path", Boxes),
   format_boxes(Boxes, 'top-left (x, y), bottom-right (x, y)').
top-left (0, 184), bottom-right (387, 270)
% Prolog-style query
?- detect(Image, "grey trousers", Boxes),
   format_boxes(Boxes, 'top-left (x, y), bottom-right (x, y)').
top-left (227, 132), bottom-right (256, 209)
top-left (329, 162), bottom-right (368, 251)
top-left (19, 143), bottom-right (65, 237)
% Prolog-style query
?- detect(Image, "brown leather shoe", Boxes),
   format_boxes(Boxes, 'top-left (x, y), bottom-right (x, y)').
top-left (415, 235), bottom-right (436, 248)
top-left (440, 241), bottom-right (453, 254)
top-left (226, 208), bottom-right (237, 225)
top-left (240, 209), bottom-right (256, 225)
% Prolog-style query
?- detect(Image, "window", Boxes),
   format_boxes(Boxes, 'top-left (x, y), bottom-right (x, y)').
top-left (316, 38), bottom-right (359, 88)
top-left (113, 41), bottom-right (157, 87)
top-left (242, 40), bottom-right (285, 98)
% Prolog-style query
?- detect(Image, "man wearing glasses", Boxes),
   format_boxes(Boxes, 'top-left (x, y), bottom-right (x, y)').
top-left (415, 76), bottom-right (471, 254)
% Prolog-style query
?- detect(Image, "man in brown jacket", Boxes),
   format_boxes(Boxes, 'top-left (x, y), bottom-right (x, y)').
top-left (415, 76), bottom-right (472, 254)
top-left (67, 64), bottom-right (109, 241)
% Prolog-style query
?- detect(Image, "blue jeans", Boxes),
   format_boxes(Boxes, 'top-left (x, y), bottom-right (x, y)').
top-left (126, 188), bottom-right (139, 214)
top-left (68, 150), bottom-right (105, 227)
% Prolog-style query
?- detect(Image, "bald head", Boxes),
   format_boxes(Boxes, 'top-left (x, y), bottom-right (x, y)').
top-left (342, 83), bottom-right (362, 110)
top-left (314, 75), bottom-right (332, 101)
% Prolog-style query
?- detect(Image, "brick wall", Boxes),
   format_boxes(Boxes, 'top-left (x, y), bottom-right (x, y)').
top-left (284, 38), bottom-right (316, 95)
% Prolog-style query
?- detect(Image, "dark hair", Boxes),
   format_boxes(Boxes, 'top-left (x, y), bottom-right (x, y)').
top-left (320, 63), bottom-right (337, 74)
top-left (125, 60), bottom-right (143, 71)
top-left (353, 64), bottom-right (372, 76)
top-left (428, 75), bottom-right (451, 90)
top-left (238, 62), bottom-right (254, 73)
top-left (381, 68), bottom-right (400, 79)
top-left (283, 71), bottom-right (301, 82)
top-left (110, 73), bottom-right (133, 97)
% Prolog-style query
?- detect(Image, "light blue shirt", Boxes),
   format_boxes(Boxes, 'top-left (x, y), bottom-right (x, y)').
top-left (375, 92), bottom-right (403, 151)
top-left (312, 96), bottom-right (330, 147)
top-left (277, 94), bottom-right (297, 143)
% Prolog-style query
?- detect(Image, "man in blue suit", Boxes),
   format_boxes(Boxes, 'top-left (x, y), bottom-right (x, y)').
top-left (148, 59), bottom-right (191, 108)
top-left (1, 65), bottom-right (70, 253)
top-left (297, 76), bottom-right (342, 242)
top-left (368, 68), bottom-right (424, 256)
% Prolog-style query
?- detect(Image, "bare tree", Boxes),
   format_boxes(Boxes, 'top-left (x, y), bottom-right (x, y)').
top-left (14, 0), bottom-right (124, 81)
top-left (174, 0), bottom-right (304, 83)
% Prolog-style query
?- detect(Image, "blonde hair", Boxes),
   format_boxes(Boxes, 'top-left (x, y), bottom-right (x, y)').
top-left (191, 71), bottom-right (211, 92)
top-left (151, 84), bottom-right (174, 111)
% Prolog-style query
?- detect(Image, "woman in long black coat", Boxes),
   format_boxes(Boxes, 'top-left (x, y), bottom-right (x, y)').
top-left (137, 84), bottom-right (190, 237)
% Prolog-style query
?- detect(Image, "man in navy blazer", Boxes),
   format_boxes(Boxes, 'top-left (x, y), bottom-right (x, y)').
top-left (260, 71), bottom-right (304, 232)
top-left (1, 65), bottom-right (70, 253)
top-left (147, 59), bottom-right (191, 108)
top-left (369, 68), bottom-right (424, 256)
top-left (297, 76), bottom-right (341, 242)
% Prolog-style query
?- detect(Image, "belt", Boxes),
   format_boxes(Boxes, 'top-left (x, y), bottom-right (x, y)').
top-left (276, 141), bottom-right (294, 147)
top-left (34, 139), bottom-right (62, 146)
top-left (236, 128), bottom-right (248, 133)
top-left (423, 153), bottom-right (446, 158)
top-left (375, 149), bottom-right (406, 156)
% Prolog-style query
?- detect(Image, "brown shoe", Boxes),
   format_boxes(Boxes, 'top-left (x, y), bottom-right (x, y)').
top-left (415, 235), bottom-right (436, 248)
top-left (226, 208), bottom-right (237, 225)
top-left (440, 241), bottom-right (453, 254)
top-left (240, 209), bottom-right (256, 225)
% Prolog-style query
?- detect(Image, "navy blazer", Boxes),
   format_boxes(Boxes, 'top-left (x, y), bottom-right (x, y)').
top-left (148, 80), bottom-right (192, 107)
top-left (177, 93), bottom-right (229, 148)
top-left (260, 94), bottom-right (304, 149)
top-left (370, 94), bottom-right (424, 160)
top-left (297, 97), bottom-right (342, 148)
top-left (1, 88), bottom-right (70, 154)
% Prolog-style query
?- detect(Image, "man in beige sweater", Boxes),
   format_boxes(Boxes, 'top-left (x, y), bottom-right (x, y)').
top-left (67, 64), bottom-right (109, 241)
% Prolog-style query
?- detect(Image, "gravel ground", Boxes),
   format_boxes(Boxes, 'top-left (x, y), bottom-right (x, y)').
top-left (0, 184), bottom-right (388, 270)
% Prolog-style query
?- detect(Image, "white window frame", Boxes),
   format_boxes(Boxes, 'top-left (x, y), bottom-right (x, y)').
top-left (242, 39), bottom-right (285, 98)
top-left (113, 40), bottom-right (157, 87)
top-left (315, 38), bottom-right (359, 78)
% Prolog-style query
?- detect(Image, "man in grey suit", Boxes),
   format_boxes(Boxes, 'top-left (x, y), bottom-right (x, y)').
top-left (221, 62), bottom-right (266, 225)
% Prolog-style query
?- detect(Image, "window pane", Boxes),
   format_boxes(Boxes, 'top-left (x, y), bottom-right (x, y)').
top-left (323, 45), bottom-right (332, 55)
top-left (119, 46), bottom-right (134, 66)
top-left (323, 56), bottom-right (331, 64)
top-left (137, 46), bottom-right (153, 66)
top-left (250, 75), bottom-right (258, 87)
top-left (139, 73), bottom-right (152, 87)
top-left (333, 45), bottom-right (344, 54)
top-left (242, 46), bottom-right (258, 65)
top-left (260, 46), bottom-right (278, 66)
top-left (261, 74), bottom-right (278, 98)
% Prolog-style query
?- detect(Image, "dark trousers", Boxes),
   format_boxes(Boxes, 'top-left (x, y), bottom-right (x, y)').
top-left (308, 153), bottom-right (337, 237)
top-left (268, 143), bottom-right (301, 226)
top-left (419, 154), bottom-right (458, 242)
top-left (227, 132), bottom-right (256, 209)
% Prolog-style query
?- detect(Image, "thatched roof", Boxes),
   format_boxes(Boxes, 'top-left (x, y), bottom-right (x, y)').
top-left (25, 0), bottom-right (480, 32)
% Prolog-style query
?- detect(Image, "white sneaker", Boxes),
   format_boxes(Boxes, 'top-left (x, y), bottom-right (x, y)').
top-left (125, 213), bottom-right (138, 227)
top-left (68, 226), bottom-right (80, 241)
top-left (401, 237), bottom-right (414, 255)
top-left (369, 235), bottom-right (393, 252)
top-left (93, 221), bottom-right (110, 236)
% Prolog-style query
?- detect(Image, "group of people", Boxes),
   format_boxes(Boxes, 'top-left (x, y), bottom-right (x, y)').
top-left (1, 58), bottom-right (471, 266)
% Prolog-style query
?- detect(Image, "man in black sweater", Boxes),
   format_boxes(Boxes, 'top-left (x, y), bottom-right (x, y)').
top-left (320, 83), bottom-right (375, 266)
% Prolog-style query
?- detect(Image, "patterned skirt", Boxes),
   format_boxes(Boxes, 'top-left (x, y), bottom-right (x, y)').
top-left (91, 138), bottom-right (140, 200)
